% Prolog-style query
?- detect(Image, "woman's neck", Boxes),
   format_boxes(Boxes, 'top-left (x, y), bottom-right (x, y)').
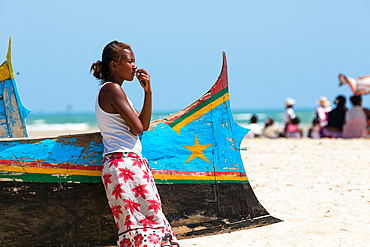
top-left (105, 74), bottom-right (123, 86)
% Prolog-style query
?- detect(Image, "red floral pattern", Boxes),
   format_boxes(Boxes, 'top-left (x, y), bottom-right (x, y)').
top-left (123, 198), bottom-right (140, 214)
top-left (118, 167), bottom-right (136, 183)
top-left (124, 215), bottom-right (134, 230)
top-left (142, 170), bottom-right (150, 183)
top-left (147, 199), bottom-right (161, 214)
top-left (120, 238), bottom-right (131, 247)
top-left (131, 183), bottom-right (150, 199)
top-left (102, 173), bottom-right (112, 189)
top-left (132, 158), bottom-right (143, 169)
top-left (102, 152), bottom-right (178, 247)
top-left (148, 233), bottom-right (161, 244)
top-left (133, 234), bottom-right (144, 247)
top-left (112, 183), bottom-right (126, 200)
top-left (111, 204), bottom-right (123, 220)
top-left (128, 152), bottom-right (140, 158)
top-left (139, 215), bottom-right (158, 228)
top-left (109, 155), bottom-right (125, 168)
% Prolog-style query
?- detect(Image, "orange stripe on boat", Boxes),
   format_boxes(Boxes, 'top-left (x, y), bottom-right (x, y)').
top-left (1, 162), bottom-right (248, 181)
top-left (0, 164), bottom-right (101, 177)
top-left (0, 160), bottom-right (101, 171)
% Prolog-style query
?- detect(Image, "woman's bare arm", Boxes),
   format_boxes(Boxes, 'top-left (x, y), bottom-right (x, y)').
top-left (99, 83), bottom-right (144, 136)
top-left (136, 69), bottom-right (152, 131)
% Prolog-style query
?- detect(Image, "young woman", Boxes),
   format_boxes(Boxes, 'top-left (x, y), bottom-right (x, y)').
top-left (91, 41), bottom-right (179, 247)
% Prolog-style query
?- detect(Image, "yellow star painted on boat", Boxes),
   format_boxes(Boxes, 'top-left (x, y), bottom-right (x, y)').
top-left (183, 134), bottom-right (212, 164)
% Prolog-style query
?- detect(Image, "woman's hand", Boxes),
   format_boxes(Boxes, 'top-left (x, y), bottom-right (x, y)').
top-left (136, 69), bottom-right (151, 92)
top-left (135, 68), bottom-right (152, 131)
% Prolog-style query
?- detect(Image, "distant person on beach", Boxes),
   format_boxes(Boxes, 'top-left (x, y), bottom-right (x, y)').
top-left (342, 95), bottom-right (367, 138)
top-left (263, 118), bottom-right (282, 139)
top-left (365, 109), bottom-right (370, 138)
top-left (91, 41), bottom-right (178, 246)
top-left (285, 117), bottom-right (303, 138)
top-left (322, 95), bottom-right (346, 138)
top-left (308, 118), bottom-right (321, 139)
top-left (245, 115), bottom-right (262, 138)
top-left (315, 96), bottom-right (332, 129)
top-left (284, 98), bottom-right (296, 125)
top-left (364, 108), bottom-right (370, 119)
top-left (283, 97), bottom-right (296, 136)
top-left (366, 115), bottom-right (370, 138)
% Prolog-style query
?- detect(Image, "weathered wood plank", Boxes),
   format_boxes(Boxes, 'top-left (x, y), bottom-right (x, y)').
top-left (0, 181), bottom-right (281, 246)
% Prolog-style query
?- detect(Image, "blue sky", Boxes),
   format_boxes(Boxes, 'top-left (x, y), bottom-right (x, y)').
top-left (1, 1), bottom-right (369, 113)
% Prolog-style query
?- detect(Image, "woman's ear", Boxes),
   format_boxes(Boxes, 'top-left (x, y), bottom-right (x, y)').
top-left (109, 60), bottom-right (117, 72)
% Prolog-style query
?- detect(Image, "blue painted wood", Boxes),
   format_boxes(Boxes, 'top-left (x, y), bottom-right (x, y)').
top-left (141, 101), bottom-right (247, 174)
top-left (0, 133), bottom-right (103, 165)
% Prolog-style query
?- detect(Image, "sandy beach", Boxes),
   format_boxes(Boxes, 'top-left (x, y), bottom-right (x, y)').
top-left (178, 137), bottom-right (370, 247)
top-left (27, 130), bottom-right (370, 246)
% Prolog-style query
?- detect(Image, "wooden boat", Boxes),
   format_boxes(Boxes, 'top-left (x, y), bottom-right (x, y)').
top-left (0, 38), bottom-right (281, 246)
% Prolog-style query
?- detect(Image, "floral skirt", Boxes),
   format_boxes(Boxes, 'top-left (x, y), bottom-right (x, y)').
top-left (102, 152), bottom-right (179, 247)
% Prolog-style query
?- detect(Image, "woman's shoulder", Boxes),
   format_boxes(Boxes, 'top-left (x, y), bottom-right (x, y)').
top-left (101, 82), bottom-right (121, 90)
top-left (100, 82), bottom-right (126, 96)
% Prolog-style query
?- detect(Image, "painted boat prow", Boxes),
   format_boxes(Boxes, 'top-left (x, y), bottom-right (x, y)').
top-left (141, 52), bottom-right (281, 237)
top-left (0, 41), bottom-right (281, 246)
top-left (0, 37), bottom-right (31, 138)
top-left (141, 52), bottom-right (248, 183)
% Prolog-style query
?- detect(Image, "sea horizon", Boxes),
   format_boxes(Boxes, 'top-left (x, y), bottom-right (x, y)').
top-left (25, 107), bottom-right (317, 134)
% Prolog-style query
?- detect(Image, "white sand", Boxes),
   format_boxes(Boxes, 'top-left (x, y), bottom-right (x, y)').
top-left (178, 138), bottom-right (370, 247)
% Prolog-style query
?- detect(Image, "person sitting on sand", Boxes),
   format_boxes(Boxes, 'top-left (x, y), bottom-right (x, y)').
top-left (245, 115), bottom-right (262, 138)
top-left (285, 117), bottom-right (303, 138)
top-left (342, 95), bottom-right (367, 139)
top-left (366, 115), bottom-right (370, 138)
top-left (322, 95), bottom-right (347, 138)
top-left (284, 98), bottom-right (296, 124)
top-left (308, 118), bottom-right (321, 139)
top-left (365, 109), bottom-right (370, 138)
top-left (263, 118), bottom-right (282, 139)
top-left (283, 97), bottom-right (296, 134)
top-left (315, 96), bottom-right (332, 129)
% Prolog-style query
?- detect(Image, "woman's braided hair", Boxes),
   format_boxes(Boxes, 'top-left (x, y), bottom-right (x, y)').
top-left (90, 41), bottom-right (131, 82)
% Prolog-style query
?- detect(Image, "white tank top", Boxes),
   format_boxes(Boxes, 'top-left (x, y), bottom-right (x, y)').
top-left (95, 82), bottom-right (142, 157)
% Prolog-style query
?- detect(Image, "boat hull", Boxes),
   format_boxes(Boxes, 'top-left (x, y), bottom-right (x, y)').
top-left (0, 180), bottom-right (280, 246)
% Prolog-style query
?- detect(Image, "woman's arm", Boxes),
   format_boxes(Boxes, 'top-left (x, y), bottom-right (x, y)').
top-left (99, 69), bottom-right (152, 135)
top-left (136, 69), bottom-right (152, 131)
top-left (99, 83), bottom-right (144, 136)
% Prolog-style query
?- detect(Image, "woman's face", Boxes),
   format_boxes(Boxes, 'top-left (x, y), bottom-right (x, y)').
top-left (115, 49), bottom-right (137, 81)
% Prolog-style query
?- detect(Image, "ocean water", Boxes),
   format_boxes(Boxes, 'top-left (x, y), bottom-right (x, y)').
top-left (25, 108), bottom-right (316, 133)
